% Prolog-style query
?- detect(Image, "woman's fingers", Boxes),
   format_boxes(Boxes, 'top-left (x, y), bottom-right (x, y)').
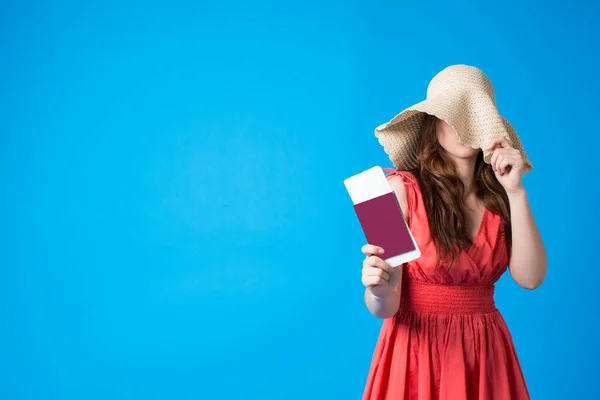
top-left (490, 147), bottom-right (522, 175)
top-left (361, 245), bottom-right (394, 288)
top-left (486, 137), bottom-right (512, 150)
top-left (499, 157), bottom-right (511, 173)
top-left (363, 264), bottom-right (390, 281)
top-left (362, 274), bottom-right (386, 287)
top-left (491, 147), bottom-right (509, 171)
top-left (495, 154), bottom-right (504, 173)
top-left (361, 266), bottom-right (391, 288)
top-left (364, 255), bottom-right (394, 274)
top-left (361, 244), bottom-right (385, 256)
top-left (490, 148), bottom-right (502, 171)
top-left (496, 152), bottom-right (520, 175)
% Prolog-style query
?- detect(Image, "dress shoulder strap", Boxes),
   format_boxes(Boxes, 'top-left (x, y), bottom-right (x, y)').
top-left (382, 168), bottom-right (420, 228)
top-left (382, 168), bottom-right (417, 184)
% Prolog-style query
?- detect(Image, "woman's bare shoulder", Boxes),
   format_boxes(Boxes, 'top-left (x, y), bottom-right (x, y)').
top-left (386, 174), bottom-right (409, 218)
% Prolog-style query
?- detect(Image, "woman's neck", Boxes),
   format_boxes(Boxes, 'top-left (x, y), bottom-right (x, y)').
top-left (452, 157), bottom-right (477, 196)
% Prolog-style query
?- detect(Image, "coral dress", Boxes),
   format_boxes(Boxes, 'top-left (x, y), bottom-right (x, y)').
top-left (362, 170), bottom-right (530, 400)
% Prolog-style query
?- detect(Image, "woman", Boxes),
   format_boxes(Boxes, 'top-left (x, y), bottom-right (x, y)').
top-left (361, 65), bottom-right (547, 400)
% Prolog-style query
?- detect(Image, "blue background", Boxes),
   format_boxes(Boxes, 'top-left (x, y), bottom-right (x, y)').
top-left (1, 0), bottom-right (598, 399)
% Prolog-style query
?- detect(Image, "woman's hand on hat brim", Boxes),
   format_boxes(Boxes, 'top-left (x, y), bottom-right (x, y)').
top-left (486, 138), bottom-right (525, 194)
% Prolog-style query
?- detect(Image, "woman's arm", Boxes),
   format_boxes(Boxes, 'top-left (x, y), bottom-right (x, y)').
top-left (361, 174), bottom-right (409, 318)
top-left (487, 137), bottom-right (548, 290)
top-left (507, 189), bottom-right (547, 289)
top-left (364, 266), bottom-right (403, 319)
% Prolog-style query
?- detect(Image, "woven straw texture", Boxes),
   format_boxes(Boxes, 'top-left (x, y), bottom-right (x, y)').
top-left (375, 65), bottom-right (533, 173)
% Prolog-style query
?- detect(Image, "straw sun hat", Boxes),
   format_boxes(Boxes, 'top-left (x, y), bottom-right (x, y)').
top-left (375, 64), bottom-right (533, 173)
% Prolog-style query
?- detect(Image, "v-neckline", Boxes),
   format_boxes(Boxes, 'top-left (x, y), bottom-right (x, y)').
top-left (467, 208), bottom-right (488, 255)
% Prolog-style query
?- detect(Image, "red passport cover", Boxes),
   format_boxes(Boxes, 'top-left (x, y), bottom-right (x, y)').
top-left (353, 191), bottom-right (415, 256)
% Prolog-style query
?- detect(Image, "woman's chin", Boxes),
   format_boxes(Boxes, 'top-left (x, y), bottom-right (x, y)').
top-left (451, 147), bottom-right (480, 159)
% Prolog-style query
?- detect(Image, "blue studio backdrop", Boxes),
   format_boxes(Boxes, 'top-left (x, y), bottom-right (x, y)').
top-left (1, 0), bottom-right (598, 399)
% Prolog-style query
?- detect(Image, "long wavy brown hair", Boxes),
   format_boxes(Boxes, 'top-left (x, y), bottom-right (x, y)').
top-left (409, 113), bottom-right (512, 270)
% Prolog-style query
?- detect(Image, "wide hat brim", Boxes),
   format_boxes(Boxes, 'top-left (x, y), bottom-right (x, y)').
top-left (375, 68), bottom-right (533, 174)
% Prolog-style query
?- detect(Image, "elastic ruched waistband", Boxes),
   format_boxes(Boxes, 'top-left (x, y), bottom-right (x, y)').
top-left (400, 278), bottom-right (497, 315)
